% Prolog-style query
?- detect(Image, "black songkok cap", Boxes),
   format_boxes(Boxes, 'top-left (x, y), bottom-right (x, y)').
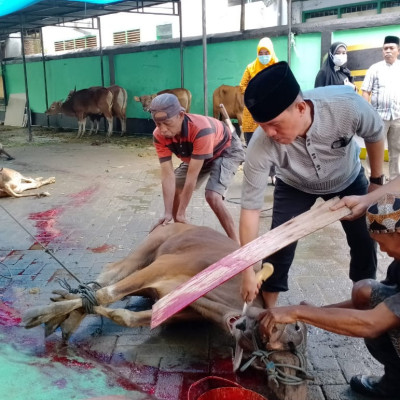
top-left (384, 35), bottom-right (400, 45)
top-left (244, 61), bottom-right (300, 123)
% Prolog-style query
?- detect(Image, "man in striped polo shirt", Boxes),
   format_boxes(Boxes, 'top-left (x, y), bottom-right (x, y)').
top-left (150, 93), bottom-right (245, 243)
top-left (362, 35), bottom-right (400, 181)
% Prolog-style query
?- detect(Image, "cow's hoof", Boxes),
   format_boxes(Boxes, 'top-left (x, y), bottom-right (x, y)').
top-left (38, 192), bottom-right (50, 197)
top-left (7, 157), bottom-right (15, 161)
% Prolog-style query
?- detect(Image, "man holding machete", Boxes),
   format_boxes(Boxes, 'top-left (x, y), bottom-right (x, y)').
top-left (240, 61), bottom-right (385, 308)
top-left (259, 181), bottom-right (400, 399)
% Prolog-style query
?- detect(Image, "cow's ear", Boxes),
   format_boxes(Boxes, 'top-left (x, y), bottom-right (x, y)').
top-left (134, 96), bottom-right (140, 102)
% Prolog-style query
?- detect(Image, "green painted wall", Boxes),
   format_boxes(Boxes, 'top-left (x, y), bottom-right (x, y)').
top-left (290, 33), bottom-right (321, 91)
top-left (115, 48), bottom-right (183, 119)
top-left (45, 56), bottom-right (107, 104)
top-left (333, 24), bottom-right (400, 47)
top-left (2, 23), bottom-right (399, 124)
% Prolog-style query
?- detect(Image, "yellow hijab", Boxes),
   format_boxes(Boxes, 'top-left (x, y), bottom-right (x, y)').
top-left (247, 37), bottom-right (278, 78)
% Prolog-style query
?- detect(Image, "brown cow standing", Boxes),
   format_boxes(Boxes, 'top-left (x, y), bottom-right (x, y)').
top-left (46, 87), bottom-right (113, 138)
top-left (213, 85), bottom-right (244, 127)
top-left (134, 88), bottom-right (192, 113)
top-left (88, 85), bottom-right (128, 136)
top-left (213, 85), bottom-right (244, 142)
top-left (22, 223), bottom-right (308, 399)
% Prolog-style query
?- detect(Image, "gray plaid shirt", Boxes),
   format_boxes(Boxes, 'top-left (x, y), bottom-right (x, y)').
top-left (361, 59), bottom-right (400, 121)
top-left (241, 86), bottom-right (383, 209)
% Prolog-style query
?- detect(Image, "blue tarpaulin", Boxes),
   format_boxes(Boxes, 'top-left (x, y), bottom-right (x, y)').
top-left (0, 0), bottom-right (123, 17)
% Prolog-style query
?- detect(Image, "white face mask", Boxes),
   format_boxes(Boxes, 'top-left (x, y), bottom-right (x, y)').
top-left (332, 54), bottom-right (347, 67)
top-left (258, 54), bottom-right (271, 65)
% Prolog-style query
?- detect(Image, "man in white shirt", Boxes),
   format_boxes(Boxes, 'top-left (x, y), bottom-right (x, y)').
top-left (362, 35), bottom-right (400, 181)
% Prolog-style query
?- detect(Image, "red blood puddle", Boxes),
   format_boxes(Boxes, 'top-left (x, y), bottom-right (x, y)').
top-left (69, 186), bottom-right (98, 207)
top-left (51, 354), bottom-right (95, 370)
top-left (0, 301), bottom-right (22, 327)
top-left (29, 207), bottom-right (64, 246)
top-left (89, 244), bottom-right (117, 253)
top-left (27, 186), bottom-right (98, 247)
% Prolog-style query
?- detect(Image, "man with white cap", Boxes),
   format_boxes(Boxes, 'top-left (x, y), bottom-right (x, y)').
top-left (240, 61), bottom-right (385, 308)
top-left (362, 35), bottom-right (400, 181)
top-left (259, 189), bottom-right (400, 399)
top-left (150, 93), bottom-right (245, 242)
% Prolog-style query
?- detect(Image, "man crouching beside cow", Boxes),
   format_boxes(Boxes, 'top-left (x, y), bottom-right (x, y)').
top-left (149, 93), bottom-right (245, 243)
top-left (261, 179), bottom-right (400, 399)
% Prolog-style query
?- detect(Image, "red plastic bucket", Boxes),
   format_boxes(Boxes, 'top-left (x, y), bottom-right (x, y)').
top-left (188, 376), bottom-right (268, 400)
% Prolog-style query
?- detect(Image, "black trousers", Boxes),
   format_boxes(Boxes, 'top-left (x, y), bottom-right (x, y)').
top-left (365, 334), bottom-right (400, 388)
top-left (262, 167), bottom-right (377, 292)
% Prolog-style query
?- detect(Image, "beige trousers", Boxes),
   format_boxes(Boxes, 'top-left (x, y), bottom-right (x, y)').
top-left (383, 119), bottom-right (400, 180)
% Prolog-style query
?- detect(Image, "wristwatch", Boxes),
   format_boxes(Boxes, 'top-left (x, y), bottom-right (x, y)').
top-left (369, 175), bottom-right (385, 185)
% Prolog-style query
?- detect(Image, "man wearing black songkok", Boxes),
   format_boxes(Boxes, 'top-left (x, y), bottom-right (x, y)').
top-left (240, 62), bottom-right (385, 312)
top-left (362, 35), bottom-right (400, 181)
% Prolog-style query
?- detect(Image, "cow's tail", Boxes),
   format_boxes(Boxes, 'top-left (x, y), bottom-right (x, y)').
top-left (120, 88), bottom-right (128, 113)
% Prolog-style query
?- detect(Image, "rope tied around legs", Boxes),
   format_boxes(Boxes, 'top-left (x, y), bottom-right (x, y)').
top-left (57, 278), bottom-right (102, 314)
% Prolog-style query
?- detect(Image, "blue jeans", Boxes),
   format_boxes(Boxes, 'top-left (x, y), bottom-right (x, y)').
top-left (262, 167), bottom-right (377, 292)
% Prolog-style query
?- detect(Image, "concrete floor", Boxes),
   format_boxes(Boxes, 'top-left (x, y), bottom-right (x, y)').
top-left (0, 128), bottom-right (393, 400)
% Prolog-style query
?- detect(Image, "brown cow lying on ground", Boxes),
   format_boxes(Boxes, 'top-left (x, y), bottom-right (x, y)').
top-left (0, 167), bottom-right (55, 198)
top-left (46, 87), bottom-right (113, 139)
top-left (23, 223), bottom-right (308, 397)
top-left (134, 88), bottom-right (192, 113)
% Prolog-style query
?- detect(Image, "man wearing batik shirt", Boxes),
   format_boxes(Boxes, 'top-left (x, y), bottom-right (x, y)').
top-left (260, 188), bottom-right (400, 399)
top-left (150, 93), bottom-right (245, 243)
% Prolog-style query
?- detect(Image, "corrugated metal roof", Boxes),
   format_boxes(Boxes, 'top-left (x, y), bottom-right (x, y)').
top-left (0, 0), bottom-right (179, 42)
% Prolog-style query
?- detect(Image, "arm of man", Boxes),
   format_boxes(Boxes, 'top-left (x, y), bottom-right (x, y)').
top-left (365, 139), bottom-right (385, 193)
top-left (159, 160), bottom-right (176, 224)
top-left (175, 158), bottom-right (204, 223)
top-left (239, 208), bottom-right (262, 302)
top-left (362, 90), bottom-right (371, 102)
top-left (331, 176), bottom-right (400, 220)
top-left (259, 301), bottom-right (400, 340)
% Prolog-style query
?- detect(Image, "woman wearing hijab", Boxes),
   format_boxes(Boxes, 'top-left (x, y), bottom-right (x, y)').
top-left (314, 41), bottom-right (356, 89)
top-left (240, 37), bottom-right (278, 147)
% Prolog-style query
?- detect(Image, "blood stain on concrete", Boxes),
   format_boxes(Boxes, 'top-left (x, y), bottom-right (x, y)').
top-left (89, 244), bottom-right (117, 253)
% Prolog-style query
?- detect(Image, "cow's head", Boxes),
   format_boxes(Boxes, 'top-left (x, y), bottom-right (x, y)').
top-left (45, 101), bottom-right (63, 115)
top-left (134, 94), bottom-right (157, 112)
top-left (227, 308), bottom-right (307, 373)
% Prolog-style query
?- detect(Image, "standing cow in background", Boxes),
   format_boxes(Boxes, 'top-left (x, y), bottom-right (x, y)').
top-left (46, 87), bottom-right (113, 138)
top-left (134, 88), bottom-right (192, 113)
top-left (88, 85), bottom-right (128, 136)
top-left (213, 85), bottom-right (244, 142)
